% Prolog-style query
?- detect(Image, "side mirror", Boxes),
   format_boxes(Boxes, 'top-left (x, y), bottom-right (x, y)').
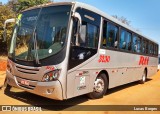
top-left (72, 12), bottom-right (82, 46)
top-left (3, 18), bottom-right (15, 42)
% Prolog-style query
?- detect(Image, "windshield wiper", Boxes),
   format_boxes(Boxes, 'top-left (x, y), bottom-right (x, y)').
top-left (33, 29), bottom-right (41, 65)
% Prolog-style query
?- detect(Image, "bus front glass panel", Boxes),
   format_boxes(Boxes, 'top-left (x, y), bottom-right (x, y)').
top-left (9, 5), bottom-right (71, 62)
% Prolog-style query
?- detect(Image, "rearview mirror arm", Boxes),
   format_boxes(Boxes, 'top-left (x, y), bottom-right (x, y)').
top-left (72, 12), bottom-right (82, 46)
top-left (3, 18), bottom-right (15, 42)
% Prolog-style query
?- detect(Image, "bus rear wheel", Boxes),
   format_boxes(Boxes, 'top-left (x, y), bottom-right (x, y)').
top-left (139, 70), bottom-right (147, 84)
top-left (87, 73), bottom-right (108, 99)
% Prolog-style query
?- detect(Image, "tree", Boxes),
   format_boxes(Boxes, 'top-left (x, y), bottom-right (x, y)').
top-left (15, 0), bottom-right (52, 13)
top-left (112, 15), bottom-right (140, 32)
top-left (112, 15), bottom-right (131, 26)
top-left (0, 5), bottom-right (16, 54)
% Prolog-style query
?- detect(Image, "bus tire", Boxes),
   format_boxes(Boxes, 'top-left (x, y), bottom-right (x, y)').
top-left (139, 70), bottom-right (147, 84)
top-left (87, 73), bottom-right (108, 99)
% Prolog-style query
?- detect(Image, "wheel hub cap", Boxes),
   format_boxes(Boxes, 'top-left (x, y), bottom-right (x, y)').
top-left (93, 78), bottom-right (104, 93)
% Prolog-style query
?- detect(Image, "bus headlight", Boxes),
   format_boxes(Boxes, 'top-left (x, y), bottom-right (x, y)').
top-left (42, 70), bottom-right (61, 82)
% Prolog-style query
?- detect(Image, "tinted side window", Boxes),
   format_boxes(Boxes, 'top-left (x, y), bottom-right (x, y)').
top-left (132, 35), bottom-right (141, 53)
top-left (78, 22), bottom-right (99, 49)
top-left (149, 43), bottom-right (154, 55)
top-left (119, 29), bottom-right (132, 51)
top-left (74, 8), bottom-right (100, 49)
top-left (142, 39), bottom-right (147, 54)
top-left (69, 8), bottom-right (101, 69)
top-left (153, 44), bottom-right (158, 56)
top-left (153, 44), bottom-right (156, 55)
top-left (146, 40), bottom-right (149, 54)
top-left (87, 23), bottom-right (99, 48)
top-left (102, 21), bottom-right (118, 48)
top-left (156, 45), bottom-right (159, 56)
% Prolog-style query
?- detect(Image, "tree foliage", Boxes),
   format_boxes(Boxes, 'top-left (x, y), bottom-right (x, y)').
top-left (112, 15), bottom-right (140, 32)
top-left (0, 5), bottom-right (15, 54)
top-left (7, 0), bottom-right (51, 13)
top-left (112, 15), bottom-right (131, 26)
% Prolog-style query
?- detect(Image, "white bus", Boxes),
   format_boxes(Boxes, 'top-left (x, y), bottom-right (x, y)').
top-left (4, 2), bottom-right (159, 100)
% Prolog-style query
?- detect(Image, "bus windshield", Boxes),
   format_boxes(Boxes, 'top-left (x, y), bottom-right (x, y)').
top-left (9, 5), bottom-right (71, 61)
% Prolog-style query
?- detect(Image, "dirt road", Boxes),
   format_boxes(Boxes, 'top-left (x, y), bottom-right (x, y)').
top-left (0, 71), bottom-right (160, 114)
top-left (0, 60), bottom-right (7, 71)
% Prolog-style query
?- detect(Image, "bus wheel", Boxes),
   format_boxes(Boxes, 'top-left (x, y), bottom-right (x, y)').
top-left (139, 70), bottom-right (147, 84)
top-left (87, 73), bottom-right (108, 99)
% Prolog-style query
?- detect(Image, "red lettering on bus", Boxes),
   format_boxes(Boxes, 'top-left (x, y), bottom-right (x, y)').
top-left (139, 56), bottom-right (149, 65)
top-left (98, 55), bottom-right (110, 63)
top-left (46, 66), bottom-right (55, 70)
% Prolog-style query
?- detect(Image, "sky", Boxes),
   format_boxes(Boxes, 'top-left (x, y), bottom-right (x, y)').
top-left (1, 0), bottom-right (160, 51)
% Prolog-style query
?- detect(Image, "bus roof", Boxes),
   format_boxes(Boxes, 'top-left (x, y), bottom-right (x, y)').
top-left (22, 2), bottom-right (73, 12)
top-left (23, 2), bottom-right (158, 44)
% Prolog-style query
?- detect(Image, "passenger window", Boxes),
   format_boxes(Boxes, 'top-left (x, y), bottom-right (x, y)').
top-left (132, 35), bottom-right (141, 53)
top-left (149, 43), bottom-right (154, 55)
top-left (146, 41), bottom-right (149, 54)
top-left (119, 29), bottom-right (132, 51)
top-left (102, 21), bottom-right (118, 48)
top-left (142, 39), bottom-right (147, 54)
top-left (75, 22), bottom-right (99, 49)
top-left (87, 23), bottom-right (99, 48)
top-left (153, 45), bottom-right (155, 55)
top-left (153, 44), bottom-right (157, 55)
top-left (156, 45), bottom-right (159, 56)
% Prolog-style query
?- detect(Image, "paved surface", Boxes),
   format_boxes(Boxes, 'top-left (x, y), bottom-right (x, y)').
top-left (0, 71), bottom-right (160, 114)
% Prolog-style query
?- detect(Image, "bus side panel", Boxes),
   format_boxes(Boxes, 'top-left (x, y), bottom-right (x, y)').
top-left (73, 49), bottom-right (158, 89)
top-left (106, 67), bottom-right (143, 89)
top-left (147, 56), bottom-right (158, 77)
top-left (67, 69), bottom-right (98, 99)
top-left (66, 49), bottom-right (158, 99)
top-left (147, 66), bottom-right (158, 77)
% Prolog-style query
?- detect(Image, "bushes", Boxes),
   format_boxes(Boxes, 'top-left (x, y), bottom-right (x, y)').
top-left (0, 5), bottom-right (15, 55)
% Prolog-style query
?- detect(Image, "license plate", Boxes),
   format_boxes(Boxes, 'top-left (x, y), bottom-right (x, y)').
top-left (20, 80), bottom-right (29, 86)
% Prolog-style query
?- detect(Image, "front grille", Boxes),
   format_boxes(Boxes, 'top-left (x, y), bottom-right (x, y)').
top-left (16, 64), bottom-right (40, 74)
top-left (16, 76), bottom-right (38, 81)
top-left (17, 70), bottom-right (37, 74)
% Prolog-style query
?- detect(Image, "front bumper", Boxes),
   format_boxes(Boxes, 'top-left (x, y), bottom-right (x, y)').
top-left (6, 70), bottom-right (63, 100)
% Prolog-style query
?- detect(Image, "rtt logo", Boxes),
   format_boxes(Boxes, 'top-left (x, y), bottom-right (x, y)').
top-left (139, 56), bottom-right (149, 65)
top-left (98, 55), bottom-right (110, 63)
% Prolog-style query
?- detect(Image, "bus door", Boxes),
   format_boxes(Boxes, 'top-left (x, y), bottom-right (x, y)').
top-left (66, 8), bottom-right (101, 98)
